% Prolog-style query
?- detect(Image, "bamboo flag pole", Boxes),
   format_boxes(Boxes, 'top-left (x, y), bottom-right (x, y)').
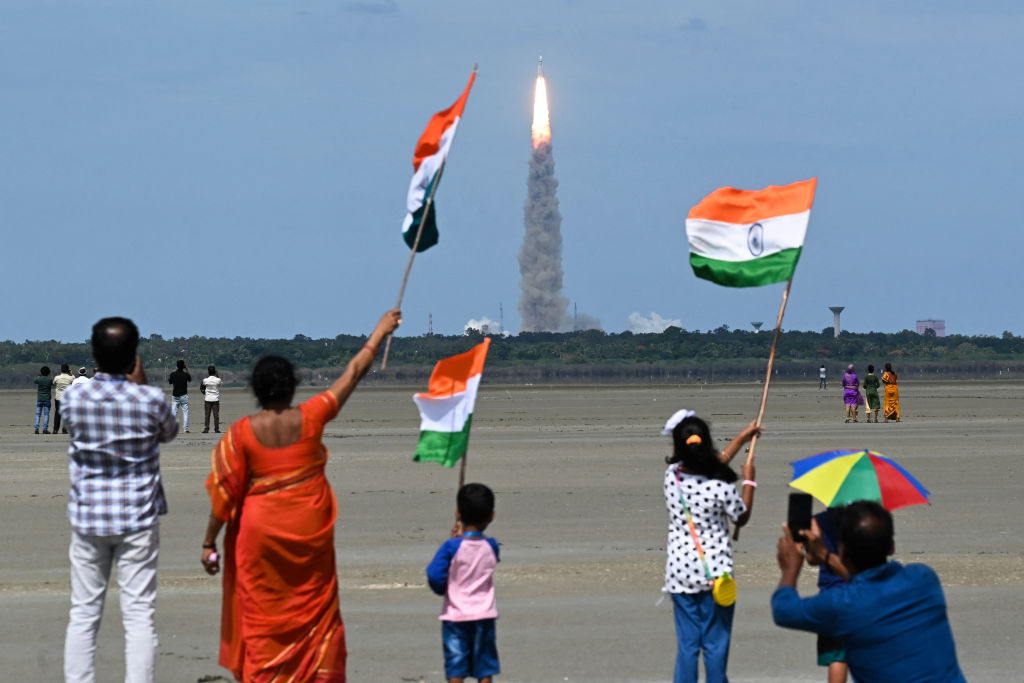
top-left (745, 277), bottom-right (793, 467)
top-left (380, 166), bottom-right (443, 369)
top-left (381, 65), bottom-right (478, 370)
top-left (733, 278), bottom-right (792, 542)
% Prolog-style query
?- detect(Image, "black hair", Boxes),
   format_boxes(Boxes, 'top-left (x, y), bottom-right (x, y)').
top-left (250, 355), bottom-right (297, 408)
top-left (61, 363), bottom-right (70, 373)
top-left (91, 317), bottom-right (140, 374)
top-left (208, 365), bottom-right (217, 375)
top-left (457, 482), bottom-right (495, 527)
top-left (867, 364), bottom-right (875, 373)
top-left (40, 365), bottom-right (51, 376)
top-left (837, 500), bottom-right (894, 573)
top-left (665, 416), bottom-right (737, 483)
top-left (176, 359), bottom-right (186, 370)
top-left (884, 362), bottom-right (893, 372)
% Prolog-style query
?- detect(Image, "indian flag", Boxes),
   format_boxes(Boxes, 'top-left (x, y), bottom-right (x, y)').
top-left (402, 70), bottom-right (476, 252)
top-left (685, 178), bottom-right (817, 287)
top-left (413, 337), bottom-right (491, 467)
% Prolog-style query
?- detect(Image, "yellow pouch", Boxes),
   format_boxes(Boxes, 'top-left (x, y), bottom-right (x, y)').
top-left (712, 573), bottom-right (736, 607)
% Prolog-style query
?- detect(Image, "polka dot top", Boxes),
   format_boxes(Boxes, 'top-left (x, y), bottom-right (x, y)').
top-left (663, 464), bottom-right (746, 594)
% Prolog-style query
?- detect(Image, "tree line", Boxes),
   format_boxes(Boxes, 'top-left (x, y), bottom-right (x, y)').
top-left (2, 326), bottom-right (1022, 388)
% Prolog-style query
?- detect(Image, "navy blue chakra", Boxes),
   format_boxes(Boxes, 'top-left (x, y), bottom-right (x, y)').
top-left (747, 222), bottom-right (764, 256)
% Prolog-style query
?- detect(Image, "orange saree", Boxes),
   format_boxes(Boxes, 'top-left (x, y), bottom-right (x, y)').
top-left (882, 370), bottom-right (900, 421)
top-left (206, 391), bottom-right (346, 682)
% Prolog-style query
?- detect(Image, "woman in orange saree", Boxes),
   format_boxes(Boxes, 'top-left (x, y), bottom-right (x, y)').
top-left (882, 362), bottom-right (900, 422)
top-left (200, 310), bottom-right (400, 682)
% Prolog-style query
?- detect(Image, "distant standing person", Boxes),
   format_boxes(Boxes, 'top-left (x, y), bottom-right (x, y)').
top-left (201, 365), bottom-right (222, 434)
top-left (882, 363), bottom-right (900, 422)
top-left (72, 366), bottom-right (90, 386)
top-left (169, 359), bottom-right (192, 433)
top-left (819, 365), bottom-right (827, 390)
top-left (862, 365), bottom-right (881, 423)
top-left (33, 365), bottom-right (54, 434)
top-left (842, 365), bottom-right (860, 423)
top-left (52, 364), bottom-right (76, 434)
top-left (61, 317), bottom-right (178, 682)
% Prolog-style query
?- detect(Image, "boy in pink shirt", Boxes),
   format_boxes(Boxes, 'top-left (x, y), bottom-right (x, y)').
top-left (426, 483), bottom-right (500, 683)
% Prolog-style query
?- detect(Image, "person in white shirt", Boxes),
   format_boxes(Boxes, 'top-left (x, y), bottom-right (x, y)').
top-left (201, 365), bottom-right (223, 433)
top-left (71, 367), bottom-right (91, 386)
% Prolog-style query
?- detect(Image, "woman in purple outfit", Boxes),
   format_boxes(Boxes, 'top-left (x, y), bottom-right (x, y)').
top-left (842, 365), bottom-right (860, 423)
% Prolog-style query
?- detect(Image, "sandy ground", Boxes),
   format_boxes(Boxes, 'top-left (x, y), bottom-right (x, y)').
top-left (1, 380), bottom-right (1022, 682)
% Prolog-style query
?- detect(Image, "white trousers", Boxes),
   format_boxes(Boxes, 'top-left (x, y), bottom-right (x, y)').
top-left (64, 525), bottom-right (159, 683)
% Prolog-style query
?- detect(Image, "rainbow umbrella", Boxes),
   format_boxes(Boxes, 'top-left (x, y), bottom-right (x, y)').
top-left (789, 449), bottom-right (930, 510)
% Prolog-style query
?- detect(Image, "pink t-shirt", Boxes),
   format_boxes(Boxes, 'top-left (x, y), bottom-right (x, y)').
top-left (427, 535), bottom-right (499, 622)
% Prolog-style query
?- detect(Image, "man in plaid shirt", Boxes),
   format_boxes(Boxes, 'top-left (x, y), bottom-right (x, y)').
top-left (60, 317), bottom-right (177, 683)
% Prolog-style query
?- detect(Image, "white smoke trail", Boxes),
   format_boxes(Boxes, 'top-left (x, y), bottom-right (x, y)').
top-left (627, 312), bottom-right (682, 334)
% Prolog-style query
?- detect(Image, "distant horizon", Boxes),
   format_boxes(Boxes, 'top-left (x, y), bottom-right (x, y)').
top-left (4, 322), bottom-right (1013, 345)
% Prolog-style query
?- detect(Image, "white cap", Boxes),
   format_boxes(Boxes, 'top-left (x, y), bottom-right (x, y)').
top-left (661, 409), bottom-right (696, 435)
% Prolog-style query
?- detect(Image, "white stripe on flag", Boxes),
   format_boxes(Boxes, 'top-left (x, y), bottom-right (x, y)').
top-left (687, 210), bottom-right (809, 262)
top-left (402, 117), bottom-right (461, 235)
top-left (412, 373), bottom-right (480, 433)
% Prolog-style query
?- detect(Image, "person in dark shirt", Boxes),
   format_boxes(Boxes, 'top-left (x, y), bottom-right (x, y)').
top-left (33, 365), bottom-right (54, 434)
top-left (773, 501), bottom-right (965, 682)
top-left (168, 360), bottom-right (192, 433)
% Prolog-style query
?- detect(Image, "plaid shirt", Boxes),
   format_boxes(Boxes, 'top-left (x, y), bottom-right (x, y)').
top-left (61, 373), bottom-right (178, 536)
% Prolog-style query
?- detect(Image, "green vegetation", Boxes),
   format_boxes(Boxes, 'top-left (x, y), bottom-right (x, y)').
top-left (2, 327), bottom-right (1023, 388)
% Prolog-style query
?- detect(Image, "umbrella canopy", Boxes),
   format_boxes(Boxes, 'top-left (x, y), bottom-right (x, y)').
top-left (789, 449), bottom-right (930, 510)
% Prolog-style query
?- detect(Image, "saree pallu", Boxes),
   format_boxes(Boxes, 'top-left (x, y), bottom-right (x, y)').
top-left (882, 371), bottom-right (900, 420)
top-left (207, 392), bottom-right (346, 682)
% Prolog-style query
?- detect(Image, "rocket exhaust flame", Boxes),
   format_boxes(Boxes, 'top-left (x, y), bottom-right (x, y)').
top-left (531, 75), bottom-right (551, 148)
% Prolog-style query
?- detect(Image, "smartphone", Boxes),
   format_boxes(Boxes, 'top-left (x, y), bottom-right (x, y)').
top-left (787, 493), bottom-right (813, 542)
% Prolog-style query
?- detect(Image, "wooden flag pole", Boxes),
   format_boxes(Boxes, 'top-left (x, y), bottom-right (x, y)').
top-left (733, 278), bottom-right (792, 541)
top-left (458, 451), bottom-right (468, 491)
top-left (449, 451), bottom-right (468, 536)
top-left (745, 277), bottom-right (793, 466)
top-left (381, 64), bottom-right (478, 370)
top-left (379, 178), bottom-right (440, 370)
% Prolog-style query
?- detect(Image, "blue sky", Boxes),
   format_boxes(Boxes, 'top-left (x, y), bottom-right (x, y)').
top-left (2, 1), bottom-right (1021, 341)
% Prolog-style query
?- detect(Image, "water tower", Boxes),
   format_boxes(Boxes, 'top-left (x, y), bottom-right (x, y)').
top-left (751, 322), bottom-right (764, 333)
top-left (829, 307), bottom-right (845, 339)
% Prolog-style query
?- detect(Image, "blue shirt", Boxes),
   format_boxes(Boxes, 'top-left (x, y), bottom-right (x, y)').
top-left (772, 561), bottom-right (965, 682)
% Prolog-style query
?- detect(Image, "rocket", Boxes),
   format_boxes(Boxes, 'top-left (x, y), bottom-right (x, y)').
top-left (538, 56), bottom-right (543, 76)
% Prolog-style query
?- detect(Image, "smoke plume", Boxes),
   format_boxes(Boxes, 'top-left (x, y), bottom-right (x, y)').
top-left (627, 312), bottom-right (682, 334)
top-left (518, 137), bottom-right (569, 332)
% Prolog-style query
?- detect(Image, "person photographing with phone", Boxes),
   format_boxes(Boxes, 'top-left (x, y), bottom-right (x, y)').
top-left (660, 410), bottom-right (761, 683)
top-left (772, 501), bottom-right (966, 682)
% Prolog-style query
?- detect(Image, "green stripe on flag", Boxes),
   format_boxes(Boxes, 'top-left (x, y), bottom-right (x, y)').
top-left (690, 247), bottom-right (802, 288)
top-left (413, 415), bottom-right (472, 468)
top-left (403, 172), bottom-right (439, 252)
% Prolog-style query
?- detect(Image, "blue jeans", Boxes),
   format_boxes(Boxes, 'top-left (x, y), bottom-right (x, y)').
top-left (442, 619), bottom-right (500, 680)
top-left (672, 591), bottom-right (735, 683)
top-left (171, 395), bottom-right (189, 432)
top-left (35, 400), bottom-right (51, 431)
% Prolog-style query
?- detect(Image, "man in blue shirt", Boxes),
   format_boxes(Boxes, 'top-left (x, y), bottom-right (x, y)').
top-left (772, 501), bottom-right (966, 682)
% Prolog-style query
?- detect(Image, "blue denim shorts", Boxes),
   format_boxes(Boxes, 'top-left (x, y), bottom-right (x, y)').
top-left (442, 618), bottom-right (500, 679)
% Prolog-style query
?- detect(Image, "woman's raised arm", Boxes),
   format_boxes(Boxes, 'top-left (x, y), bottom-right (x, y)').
top-left (328, 309), bottom-right (402, 408)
